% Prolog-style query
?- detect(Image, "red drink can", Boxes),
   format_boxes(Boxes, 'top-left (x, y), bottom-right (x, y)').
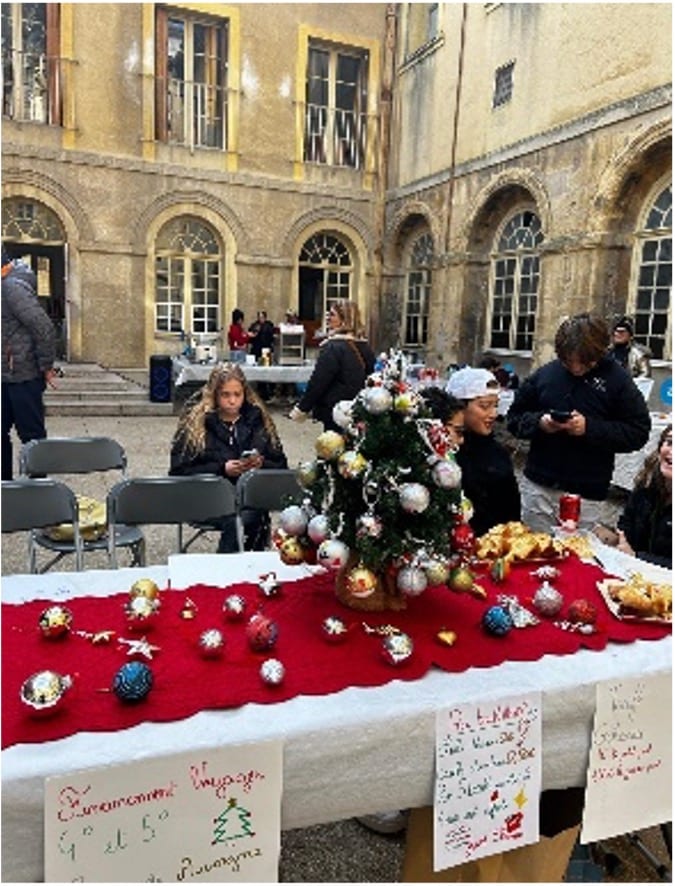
top-left (559, 493), bottom-right (581, 527)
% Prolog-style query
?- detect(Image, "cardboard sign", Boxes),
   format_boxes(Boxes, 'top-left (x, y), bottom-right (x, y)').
top-left (434, 692), bottom-right (542, 871)
top-left (45, 741), bottom-right (283, 882)
top-left (581, 672), bottom-right (672, 844)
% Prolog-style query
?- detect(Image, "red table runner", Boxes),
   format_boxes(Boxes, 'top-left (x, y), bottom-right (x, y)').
top-left (2, 556), bottom-right (670, 748)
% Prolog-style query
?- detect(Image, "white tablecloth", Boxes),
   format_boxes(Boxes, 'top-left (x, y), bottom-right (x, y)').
top-left (612, 412), bottom-right (671, 490)
top-left (2, 552), bottom-right (671, 882)
top-left (173, 357), bottom-right (315, 388)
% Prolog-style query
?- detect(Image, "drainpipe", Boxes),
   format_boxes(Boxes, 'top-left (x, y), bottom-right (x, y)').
top-left (372, 4), bottom-right (397, 350)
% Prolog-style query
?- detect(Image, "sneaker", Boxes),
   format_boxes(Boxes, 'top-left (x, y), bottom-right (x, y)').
top-left (356, 810), bottom-right (409, 835)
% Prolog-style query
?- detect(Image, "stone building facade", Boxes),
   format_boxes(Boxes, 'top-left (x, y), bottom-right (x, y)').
top-left (2, 3), bottom-right (672, 392)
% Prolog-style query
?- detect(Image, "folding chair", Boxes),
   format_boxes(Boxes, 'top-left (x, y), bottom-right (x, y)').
top-left (19, 437), bottom-right (144, 571)
top-left (234, 468), bottom-right (304, 551)
top-left (1, 478), bottom-right (83, 573)
top-left (106, 474), bottom-right (238, 567)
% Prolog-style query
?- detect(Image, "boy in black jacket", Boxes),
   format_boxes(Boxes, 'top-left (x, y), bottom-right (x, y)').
top-left (507, 313), bottom-right (651, 532)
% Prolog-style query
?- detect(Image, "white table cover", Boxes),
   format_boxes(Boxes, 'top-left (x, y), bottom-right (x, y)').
top-left (173, 357), bottom-right (315, 388)
top-left (2, 553), bottom-right (671, 882)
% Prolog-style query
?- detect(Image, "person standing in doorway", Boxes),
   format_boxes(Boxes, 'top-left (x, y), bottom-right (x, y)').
top-left (1, 245), bottom-right (57, 480)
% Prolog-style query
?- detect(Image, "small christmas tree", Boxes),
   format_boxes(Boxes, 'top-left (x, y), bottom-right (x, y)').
top-left (277, 351), bottom-right (474, 611)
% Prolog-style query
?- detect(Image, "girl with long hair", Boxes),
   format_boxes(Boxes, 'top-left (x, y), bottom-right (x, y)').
top-left (170, 362), bottom-right (287, 552)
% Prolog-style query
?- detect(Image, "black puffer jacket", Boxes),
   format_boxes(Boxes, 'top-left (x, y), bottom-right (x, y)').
top-left (507, 356), bottom-right (651, 500)
top-left (299, 334), bottom-right (375, 430)
top-left (617, 485), bottom-right (672, 568)
top-left (1, 262), bottom-right (55, 383)
top-left (456, 431), bottom-right (521, 536)
top-left (169, 402), bottom-right (287, 481)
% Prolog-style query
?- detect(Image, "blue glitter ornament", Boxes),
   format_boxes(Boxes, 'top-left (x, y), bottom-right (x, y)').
top-left (112, 661), bottom-right (153, 702)
top-left (482, 605), bottom-right (513, 637)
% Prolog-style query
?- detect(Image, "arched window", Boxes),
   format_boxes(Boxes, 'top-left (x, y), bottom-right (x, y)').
top-left (1, 197), bottom-right (64, 242)
top-left (489, 210), bottom-right (543, 351)
top-left (154, 217), bottom-right (222, 335)
top-left (298, 232), bottom-right (353, 323)
top-left (631, 182), bottom-right (671, 360)
top-left (404, 232), bottom-right (433, 347)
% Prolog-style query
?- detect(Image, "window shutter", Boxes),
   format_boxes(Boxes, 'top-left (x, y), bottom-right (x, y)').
top-left (155, 7), bottom-right (168, 141)
top-left (46, 4), bottom-right (61, 125)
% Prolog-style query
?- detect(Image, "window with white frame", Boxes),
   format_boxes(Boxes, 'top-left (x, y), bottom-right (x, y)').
top-left (155, 6), bottom-right (228, 150)
top-left (298, 233), bottom-right (353, 322)
top-left (489, 210), bottom-right (542, 351)
top-left (631, 182), bottom-right (672, 360)
top-left (404, 233), bottom-right (433, 347)
top-left (1, 3), bottom-right (61, 124)
top-left (304, 41), bottom-right (368, 169)
top-left (155, 218), bottom-right (222, 336)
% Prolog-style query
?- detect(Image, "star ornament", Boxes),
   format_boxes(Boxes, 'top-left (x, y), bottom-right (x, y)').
top-left (514, 787), bottom-right (528, 810)
top-left (118, 636), bottom-right (161, 660)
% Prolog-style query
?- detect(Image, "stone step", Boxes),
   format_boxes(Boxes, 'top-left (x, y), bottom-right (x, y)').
top-left (45, 399), bottom-right (174, 417)
top-left (44, 362), bottom-right (173, 417)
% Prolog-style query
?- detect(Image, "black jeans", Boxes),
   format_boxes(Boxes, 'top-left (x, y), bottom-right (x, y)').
top-left (2, 377), bottom-right (47, 480)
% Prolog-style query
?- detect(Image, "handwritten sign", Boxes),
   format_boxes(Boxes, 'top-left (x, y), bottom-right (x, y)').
top-left (581, 672), bottom-right (671, 844)
top-left (434, 692), bottom-right (542, 871)
top-left (44, 740), bottom-right (283, 882)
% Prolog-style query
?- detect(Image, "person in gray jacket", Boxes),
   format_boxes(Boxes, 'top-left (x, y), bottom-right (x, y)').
top-left (2, 245), bottom-right (57, 479)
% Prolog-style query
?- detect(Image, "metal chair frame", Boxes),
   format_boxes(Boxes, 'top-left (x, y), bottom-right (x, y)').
top-left (19, 436), bottom-right (144, 571)
top-left (1, 478), bottom-right (83, 573)
top-left (234, 468), bottom-right (304, 551)
top-left (106, 474), bottom-right (238, 567)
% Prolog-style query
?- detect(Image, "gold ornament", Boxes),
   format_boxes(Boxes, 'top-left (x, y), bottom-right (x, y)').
top-left (437, 629), bottom-right (458, 647)
top-left (424, 559), bottom-right (450, 586)
top-left (448, 566), bottom-right (475, 593)
top-left (129, 578), bottom-right (160, 601)
top-left (296, 460), bottom-right (319, 488)
top-left (337, 450), bottom-right (368, 480)
top-left (315, 430), bottom-right (346, 461)
top-left (279, 536), bottom-right (305, 565)
top-left (345, 565), bottom-right (378, 599)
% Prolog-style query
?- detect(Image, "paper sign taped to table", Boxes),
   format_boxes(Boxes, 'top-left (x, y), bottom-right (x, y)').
top-left (44, 740), bottom-right (282, 882)
top-left (581, 672), bottom-right (671, 844)
top-left (434, 692), bottom-right (542, 871)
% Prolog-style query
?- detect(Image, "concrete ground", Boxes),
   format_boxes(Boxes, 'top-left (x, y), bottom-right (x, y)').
top-left (1, 404), bottom-right (669, 882)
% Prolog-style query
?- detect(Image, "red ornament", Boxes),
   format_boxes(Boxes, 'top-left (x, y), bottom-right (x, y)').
top-left (567, 598), bottom-right (598, 626)
top-left (450, 522), bottom-right (475, 554)
top-left (246, 613), bottom-right (279, 652)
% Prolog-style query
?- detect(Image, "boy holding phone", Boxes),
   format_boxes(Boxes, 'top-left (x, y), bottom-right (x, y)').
top-left (507, 313), bottom-right (651, 532)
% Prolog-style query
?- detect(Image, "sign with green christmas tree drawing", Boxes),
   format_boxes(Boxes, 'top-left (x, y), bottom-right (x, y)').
top-left (44, 740), bottom-right (282, 882)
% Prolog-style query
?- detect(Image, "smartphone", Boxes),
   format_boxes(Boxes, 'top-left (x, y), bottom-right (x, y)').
top-left (241, 449), bottom-right (259, 461)
top-left (550, 409), bottom-right (572, 423)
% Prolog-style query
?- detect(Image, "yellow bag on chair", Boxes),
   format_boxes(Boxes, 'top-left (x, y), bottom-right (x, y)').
top-left (45, 495), bottom-right (107, 542)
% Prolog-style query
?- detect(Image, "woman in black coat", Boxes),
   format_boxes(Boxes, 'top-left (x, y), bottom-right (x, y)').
top-left (617, 423), bottom-right (672, 568)
top-left (289, 299), bottom-right (375, 431)
top-left (170, 363), bottom-right (287, 552)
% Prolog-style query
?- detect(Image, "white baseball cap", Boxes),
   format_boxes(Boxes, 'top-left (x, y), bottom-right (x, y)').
top-left (446, 367), bottom-right (499, 400)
